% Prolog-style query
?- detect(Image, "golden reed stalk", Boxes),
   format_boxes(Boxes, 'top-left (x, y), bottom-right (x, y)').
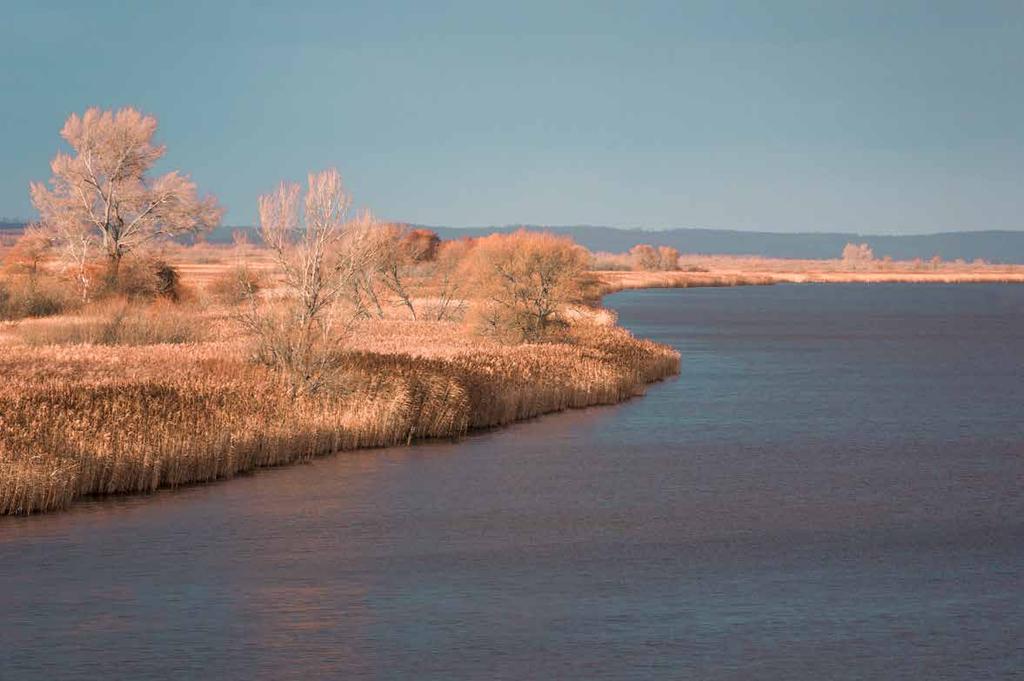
top-left (0, 320), bottom-right (678, 514)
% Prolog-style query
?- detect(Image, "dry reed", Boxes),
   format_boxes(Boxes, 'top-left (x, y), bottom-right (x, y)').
top-left (0, 314), bottom-right (678, 514)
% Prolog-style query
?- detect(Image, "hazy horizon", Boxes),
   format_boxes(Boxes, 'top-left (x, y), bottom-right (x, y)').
top-left (4, 215), bottom-right (1024, 238)
top-left (3, 1), bottom-right (1023, 234)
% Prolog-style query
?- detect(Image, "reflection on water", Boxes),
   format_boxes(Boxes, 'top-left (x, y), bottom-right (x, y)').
top-left (2, 284), bottom-right (1022, 680)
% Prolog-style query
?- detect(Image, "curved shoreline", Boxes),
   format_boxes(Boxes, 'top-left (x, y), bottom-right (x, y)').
top-left (6, 274), bottom-right (1020, 515)
top-left (1, 291), bottom-right (681, 515)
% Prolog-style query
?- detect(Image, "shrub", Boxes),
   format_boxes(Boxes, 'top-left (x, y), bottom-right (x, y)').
top-left (107, 258), bottom-right (184, 301)
top-left (464, 230), bottom-right (594, 342)
top-left (206, 265), bottom-right (267, 305)
top-left (629, 244), bottom-right (661, 271)
top-left (590, 251), bottom-right (633, 271)
top-left (657, 246), bottom-right (680, 271)
top-left (842, 242), bottom-right (874, 265)
top-left (402, 228), bottom-right (441, 262)
top-left (0, 275), bottom-right (74, 320)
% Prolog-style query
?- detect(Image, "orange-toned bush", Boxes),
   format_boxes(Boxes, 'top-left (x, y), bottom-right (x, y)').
top-left (108, 257), bottom-right (184, 301)
top-left (0, 274), bottom-right (76, 320)
top-left (657, 246), bottom-right (680, 271)
top-left (2, 225), bottom-right (52, 278)
top-left (402, 228), bottom-right (441, 262)
top-left (206, 265), bottom-right (268, 305)
top-left (464, 230), bottom-right (594, 341)
top-left (629, 244), bottom-right (661, 271)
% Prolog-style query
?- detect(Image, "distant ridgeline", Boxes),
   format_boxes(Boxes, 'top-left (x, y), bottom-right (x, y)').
top-left (5, 219), bottom-right (1024, 263)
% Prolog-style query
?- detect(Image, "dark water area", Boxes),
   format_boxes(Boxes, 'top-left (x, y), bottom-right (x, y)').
top-left (2, 284), bottom-right (1022, 680)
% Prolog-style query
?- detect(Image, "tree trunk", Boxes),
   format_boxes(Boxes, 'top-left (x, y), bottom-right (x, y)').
top-left (106, 251), bottom-right (122, 288)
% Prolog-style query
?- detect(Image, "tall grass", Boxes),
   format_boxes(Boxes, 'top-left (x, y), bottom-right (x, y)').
top-left (13, 299), bottom-right (208, 346)
top-left (0, 319), bottom-right (678, 514)
top-left (594, 270), bottom-right (776, 294)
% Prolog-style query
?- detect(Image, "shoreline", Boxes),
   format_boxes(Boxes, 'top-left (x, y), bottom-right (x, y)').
top-left (0, 296), bottom-right (681, 515)
top-left (594, 269), bottom-right (1024, 292)
top-left (6, 270), bottom-right (1023, 516)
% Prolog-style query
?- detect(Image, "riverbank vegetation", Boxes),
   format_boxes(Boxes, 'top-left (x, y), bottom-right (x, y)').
top-left (5, 105), bottom-right (1022, 515)
top-left (0, 108), bottom-right (680, 514)
top-left (0, 223), bottom-right (681, 514)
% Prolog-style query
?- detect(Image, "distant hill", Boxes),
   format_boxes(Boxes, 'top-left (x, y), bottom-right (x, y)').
top-left (5, 220), bottom-right (1024, 263)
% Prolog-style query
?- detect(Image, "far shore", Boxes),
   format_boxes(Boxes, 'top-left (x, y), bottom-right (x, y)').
top-left (594, 263), bottom-right (1024, 293)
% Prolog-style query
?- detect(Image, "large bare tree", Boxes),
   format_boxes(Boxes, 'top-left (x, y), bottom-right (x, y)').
top-left (30, 107), bottom-right (222, 282)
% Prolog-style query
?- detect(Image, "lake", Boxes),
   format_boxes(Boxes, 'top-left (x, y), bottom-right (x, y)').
top-left (2, 283), bottom-right (1022, 680)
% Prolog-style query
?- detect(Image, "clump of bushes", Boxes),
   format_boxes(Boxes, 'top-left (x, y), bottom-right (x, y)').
top-left (629, 244), bottom-right (680, 271)
top-left (0, 276), bottom-right (76, 320)
top-left (206, 265), bottom-right (268, 305)
top-left (108, 257), bottom-right (187, 301)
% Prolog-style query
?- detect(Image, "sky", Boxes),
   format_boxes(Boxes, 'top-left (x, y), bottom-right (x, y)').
top-left (2, 1), bottom-right (1022, 234)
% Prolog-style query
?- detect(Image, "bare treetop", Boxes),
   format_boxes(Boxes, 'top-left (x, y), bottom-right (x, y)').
top-left (30, 107), bottom-right (222, 280)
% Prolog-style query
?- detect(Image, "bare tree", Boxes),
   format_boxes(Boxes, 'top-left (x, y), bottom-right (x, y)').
top-left (30, 107), bottom-right (222, 283)
top-left (338, 217), bottom-right (426, 320)
top-left (241, 169), bottom-right (371, 396)
top-left (629, 244), bottom-right (661, 271)
top-left (2, 224), bottom-right (53, 283)
top-left (373, 223), bottom-right (421, 320)
top-left (54, 221), bottom-right (98, 303)
top-left (841, 242), bottom-right (875, 266)
top-left (342, 213), bottom-right (389, 319)
top-left (427, 239), bottom-right (471, 321)
top-left (657, 246), bottom-right (680, 271)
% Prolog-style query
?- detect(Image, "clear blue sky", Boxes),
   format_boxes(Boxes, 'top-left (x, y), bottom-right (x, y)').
top-left (2, 1), bottom-right (1022, 233)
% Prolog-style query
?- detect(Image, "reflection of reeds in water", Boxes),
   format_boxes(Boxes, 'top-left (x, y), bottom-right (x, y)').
top-left (0, 321), bottom-right (679, 514)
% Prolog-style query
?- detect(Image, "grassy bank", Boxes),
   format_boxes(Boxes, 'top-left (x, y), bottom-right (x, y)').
top-left (0, 311), bottom-right (678, 515)
top-left (595, 270), bottom-right (776, 294)
top-left (10, 240), bottom-right (1019, 515)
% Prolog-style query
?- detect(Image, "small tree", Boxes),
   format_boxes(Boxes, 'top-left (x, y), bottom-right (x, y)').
top-left (30, 107), bottom-right (222, 283)
top-left (467, 230), bottom-right (592, 341)
top-left (402, 228), bottom-right (440, 262)
top-left (841, 242), bottom-right (874, 265)
top-left (2, 225), bottom-right (53, 282)
top-left (241, 168), bottom-right (368, 396)
top-left (53, 220), bottom-right (99, 303)
top-left (629, 244), bottom-right (661, 271)
top-left (427, 239), bottom-right (471, 321)
top-left (657, 246), bottom-right (680, 271)
top-left (373, 223), bottom-right (422, 319)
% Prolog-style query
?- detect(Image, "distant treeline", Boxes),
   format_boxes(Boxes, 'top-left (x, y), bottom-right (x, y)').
top-left (5, 220), bottom-right (1024, 263)
top-left (429, 226), bottom-right (1024, 264)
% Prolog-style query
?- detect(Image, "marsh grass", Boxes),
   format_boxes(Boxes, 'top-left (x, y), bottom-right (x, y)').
top-left (595, 270), bottom-right (776, 294)
top-left (14, 299), bottom-right (209, 346)
top-left (0, 309), bottom-right (678, 514)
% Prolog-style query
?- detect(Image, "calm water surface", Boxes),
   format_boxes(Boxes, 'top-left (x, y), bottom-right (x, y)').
top-left (2, 284), bottom-right (1022, 680)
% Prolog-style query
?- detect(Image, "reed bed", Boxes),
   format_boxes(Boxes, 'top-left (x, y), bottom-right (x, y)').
top-left (595, 270), bottom-right (776, 294)
top-left (0, 319), bottom-right (679, 514)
